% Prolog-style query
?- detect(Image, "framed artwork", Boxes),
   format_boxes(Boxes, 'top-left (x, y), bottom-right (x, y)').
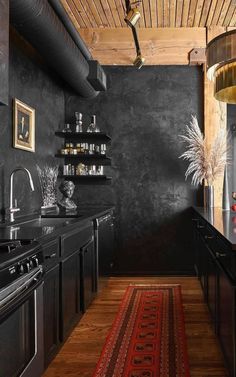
top-left (13, 98), bottom-right (35, 152)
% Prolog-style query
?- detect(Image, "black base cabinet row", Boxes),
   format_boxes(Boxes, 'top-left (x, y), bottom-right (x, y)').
top-left (43, 221), bottom-right (96, 368)
top-left (192, 212), bottom-right (236, 377)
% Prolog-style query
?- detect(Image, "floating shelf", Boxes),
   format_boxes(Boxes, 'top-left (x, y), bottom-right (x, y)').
top-left (55, 132), bottom-right (111, 142)
top-left (58, 175), bottom-right (112, 185)
top-left (55, 154), bottom-right (111, 165)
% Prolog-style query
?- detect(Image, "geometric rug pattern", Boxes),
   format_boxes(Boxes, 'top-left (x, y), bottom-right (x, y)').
top-left (92, 285), bottom-right (190, 377)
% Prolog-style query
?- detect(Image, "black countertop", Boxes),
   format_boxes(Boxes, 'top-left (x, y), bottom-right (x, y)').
top-left (0, 207), bottom-right (114, 243)
top-left (193, 207), bottom-right (236, 250)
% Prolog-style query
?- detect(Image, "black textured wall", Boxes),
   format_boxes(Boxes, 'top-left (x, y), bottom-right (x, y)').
top-left (65, 66), bottom-right (204, 275)
top-left (227, 104), bottom-right (236, 198)
top-left (0, 31), bottom-right (64, 220)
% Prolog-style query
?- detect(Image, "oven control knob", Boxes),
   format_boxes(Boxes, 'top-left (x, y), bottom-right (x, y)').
top-left (33, 258), bottom-right (39, 267)
top-left (23, 262), bottom-right (30, 273)
top-left (18, 263), bottom-right (24, 275)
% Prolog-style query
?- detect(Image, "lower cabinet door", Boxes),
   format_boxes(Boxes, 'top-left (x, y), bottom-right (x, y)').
top-left (43, 264), bottom-right (60, 367)
top-left (196, 233), bottom-right (208, 299)
top-left (218, 265), bottom-right (236, 377)
top-left (81, 239), bottom-right (95, 312)
top-left (207, 251), bottom-right (218, 328)
top-left (61, 251), bottom-right (82, 341)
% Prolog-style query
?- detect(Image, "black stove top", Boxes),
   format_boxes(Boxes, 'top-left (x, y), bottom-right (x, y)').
top-left (0, 240), bottom-right (33, 253)
top-left (0, 240), bottom-right (43, 290)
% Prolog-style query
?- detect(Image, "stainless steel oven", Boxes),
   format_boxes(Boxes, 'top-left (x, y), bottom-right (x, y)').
top-left (0, 241), bottom-right (44, 377)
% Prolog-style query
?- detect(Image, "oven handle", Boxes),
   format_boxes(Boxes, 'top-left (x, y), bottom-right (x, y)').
top-left (0, 267), bottom-right (43, 310)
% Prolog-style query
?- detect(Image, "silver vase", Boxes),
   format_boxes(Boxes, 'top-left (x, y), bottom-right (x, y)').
top-left (204, 185), bottom-right (214, 208)
top-left (222, 165), bottom-right (230, 211)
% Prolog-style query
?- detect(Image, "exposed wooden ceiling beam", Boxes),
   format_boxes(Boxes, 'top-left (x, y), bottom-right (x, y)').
top-left (79, 27), bottom-right (206, 65)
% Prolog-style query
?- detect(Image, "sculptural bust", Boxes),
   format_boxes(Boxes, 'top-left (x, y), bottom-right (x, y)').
top-left (57, 180), bottom-right (77, 210)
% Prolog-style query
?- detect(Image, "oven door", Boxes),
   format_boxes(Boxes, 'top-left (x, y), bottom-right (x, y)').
top-left (0, 267), bottom-right (44, 377)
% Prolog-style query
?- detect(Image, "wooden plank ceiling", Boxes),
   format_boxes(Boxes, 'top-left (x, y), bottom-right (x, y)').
top-left (59, 0), bottom-right (236, 65)
top-left (60, 0), bottom-right (236, 28)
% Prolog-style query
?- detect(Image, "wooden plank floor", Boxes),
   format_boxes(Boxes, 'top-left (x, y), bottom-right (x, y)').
top-left (43, 277), bottom-right (228, 377)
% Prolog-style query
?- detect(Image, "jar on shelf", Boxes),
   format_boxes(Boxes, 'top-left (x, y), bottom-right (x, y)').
top-left (87, 115), bottom-right (100, 133)
top-left (84, 143), bottom-right (89, 154)
top-left (71, 148), bottom-right (77, 155)
top-left (60, 148), bottom-right (69, 155)
top-left (67, 143), bottom-right (74, 154)
top-left (62, 123), bottom-right (72, 133)
top-left (100, 144), bottom-right (106, 155)
top-left (76, 143), bottom-right (81, 153)
top-left (94, 144), bottom-right (100, 154)
top-left (80, 143), bottom-right (85, 153)
top-left (89, 144), bottom-right (95, 154)
top-left (76, 163), bottom-right (85, 175)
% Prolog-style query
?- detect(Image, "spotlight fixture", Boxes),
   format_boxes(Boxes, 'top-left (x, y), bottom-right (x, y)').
top-left (133, 54), bottom-right (145, 69)
top-left (124, 7), bottom-right (140, 27)
top-left (206, 30), bottom-right (236, 104)
top-left (124, 0), bottom-right (145, 69)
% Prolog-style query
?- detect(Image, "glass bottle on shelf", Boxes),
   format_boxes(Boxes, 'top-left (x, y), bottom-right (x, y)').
top-left (75, 112), bottom-right (83, 132)
top-left (62, 123), bottom-right (72, 133)
top-left (87, 115), bottom-right (100, 133)
top-left (100, 144), bottom-right (106, 155)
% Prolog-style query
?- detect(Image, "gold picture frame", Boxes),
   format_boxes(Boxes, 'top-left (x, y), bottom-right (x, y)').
top-left (13, 98), bottom-right (35, 152)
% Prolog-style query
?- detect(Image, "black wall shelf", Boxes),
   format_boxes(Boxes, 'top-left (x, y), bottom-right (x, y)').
top-left (58, 175), bottom-right (112, 185)
top-left (55, 154), bottom-right (111, 165)
top-left (55, 131), bottom-right (112, 185)
top-left (55, 132), bottom-right (111, 142)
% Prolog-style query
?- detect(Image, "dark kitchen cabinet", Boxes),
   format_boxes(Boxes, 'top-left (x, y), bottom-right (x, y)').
top-left (60, 221), bottom-right (94, 340)
top-left (43, 264), bottom-right (60, 368)
top-left (43, 238), bottom-right (60, 367)
top-left (192, 209), bottom-right (236, 377)
top-left (95, 212), bottom-right (115, 277)
top-left (218, 261), bottom-right (236, 376)
top-left (60, 250), bottom-right (82, 340)
top-left (207, 249), bottom-right (218, 329)
top-left (80, 235), bottom-right (95, 312)
top-left (193, 219), bottom-right (208, 299)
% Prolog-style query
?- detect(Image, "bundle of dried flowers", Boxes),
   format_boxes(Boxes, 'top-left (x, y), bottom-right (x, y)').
top-left (179, 115), bottom-right (228, 186)
top-left (36, 164), bottom-right (58, 207)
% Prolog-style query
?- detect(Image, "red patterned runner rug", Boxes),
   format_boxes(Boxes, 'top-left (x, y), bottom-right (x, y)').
top-left (93, 285), bottom-right (190, 377)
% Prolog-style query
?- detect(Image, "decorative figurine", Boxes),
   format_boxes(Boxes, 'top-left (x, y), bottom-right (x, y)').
top-left (57, 180), bottom-right (77, 210)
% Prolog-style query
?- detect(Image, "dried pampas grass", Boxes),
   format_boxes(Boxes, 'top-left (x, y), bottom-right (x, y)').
top-left (179, 115), bottom-right (228, 186)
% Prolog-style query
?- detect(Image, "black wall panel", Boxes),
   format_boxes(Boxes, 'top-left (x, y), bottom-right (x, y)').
top-left (0, 31), bottom-right (64, 219)
top-left (0, 0), bottom-right (9, 105)
top-left (65, 66), bottom-right (204, 275)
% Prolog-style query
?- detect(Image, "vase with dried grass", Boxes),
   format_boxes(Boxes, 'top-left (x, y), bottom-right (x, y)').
top-left (179, 115), bottom-right (228, 209)
top-left (36, 164), bottom-right (59, 213)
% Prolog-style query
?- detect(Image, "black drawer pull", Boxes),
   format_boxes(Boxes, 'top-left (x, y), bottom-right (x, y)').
top-left (45, 252), bottom-right (57, 259)
top-left (204, 235), bottom-right (214, 240)
top-left (197, 225), bottom-right (204, 229)
top-left (216, 252), bottom-right (227, 258)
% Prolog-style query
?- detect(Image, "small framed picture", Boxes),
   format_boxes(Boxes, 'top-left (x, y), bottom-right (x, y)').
top-left (13, 98), bottom-right (35, 152)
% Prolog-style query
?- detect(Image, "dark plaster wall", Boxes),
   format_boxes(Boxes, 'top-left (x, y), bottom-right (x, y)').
top-left (0, 31), bottom-right (64, 220)
top-left (227, 104), bottom-right (236, 199)
top-left (65, 66), bottom-right (204, 274)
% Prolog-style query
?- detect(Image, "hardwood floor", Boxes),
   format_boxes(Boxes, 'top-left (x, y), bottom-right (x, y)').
top-left (43, 277), bottom-right (228, 377)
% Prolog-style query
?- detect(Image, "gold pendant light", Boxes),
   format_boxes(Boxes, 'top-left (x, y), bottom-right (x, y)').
top-left (206, 30), bottom-right (236, 104)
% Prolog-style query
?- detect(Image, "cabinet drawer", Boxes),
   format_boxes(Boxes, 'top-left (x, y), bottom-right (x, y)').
top-left (43, 238), bottom-right (60, 271)
top-left (213, 236), bottom-right (236, 281)
top-left (61, 222), bottom-right (93, 258)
